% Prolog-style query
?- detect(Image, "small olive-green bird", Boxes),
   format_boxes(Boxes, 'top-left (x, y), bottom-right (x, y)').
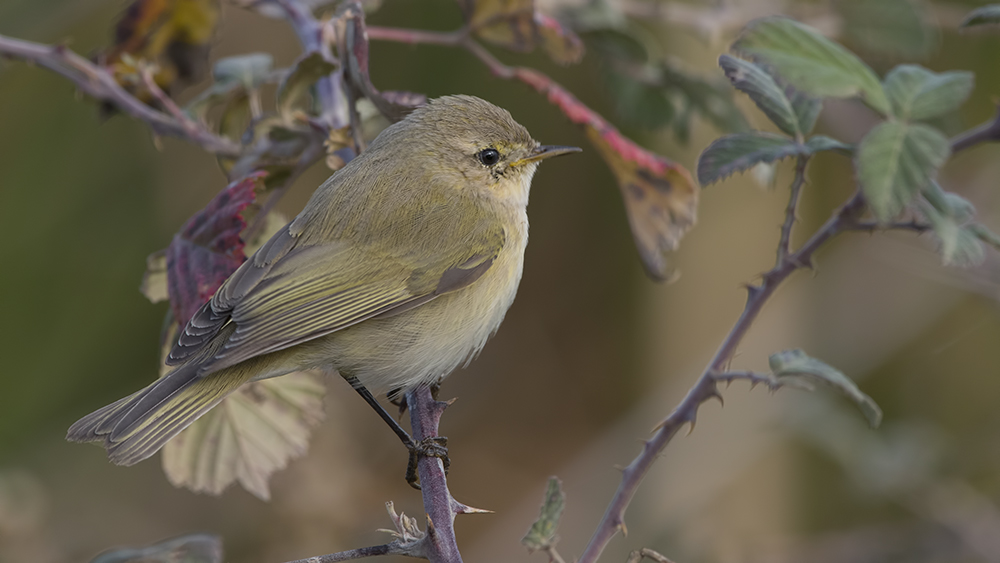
top-left (68, 95), bottom-right (579, 467)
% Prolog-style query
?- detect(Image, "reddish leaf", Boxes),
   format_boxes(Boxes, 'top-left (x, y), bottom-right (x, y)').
top-left (165, 171), bottom-right (267, 325)
top-left (516, 68), bottom-right (698, 280)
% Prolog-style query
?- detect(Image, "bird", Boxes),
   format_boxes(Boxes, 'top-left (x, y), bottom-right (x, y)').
top-left (68, 95), bottom-right (580, 478)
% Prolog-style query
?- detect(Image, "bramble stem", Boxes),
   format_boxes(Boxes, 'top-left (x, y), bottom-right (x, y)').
top-left (950, 104), bottom-right (1000, 154)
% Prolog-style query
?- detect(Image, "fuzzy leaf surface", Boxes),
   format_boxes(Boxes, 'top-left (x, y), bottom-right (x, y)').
top-left (732, 17), bottom-right (890, 115)
top-left (521, 477), bottom-right (565, 552)
top-left (769, 349), bottom-right (882, 428)
top-left (719, 54), bottom-right (801, 136)
top-left (883, 65), bottom-right (974, 121)
top-left (855, 121), bottom-right (950, 221)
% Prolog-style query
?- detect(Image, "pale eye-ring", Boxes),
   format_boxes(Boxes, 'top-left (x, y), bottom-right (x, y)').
top-left (478, 148), bottom-right (500, 166)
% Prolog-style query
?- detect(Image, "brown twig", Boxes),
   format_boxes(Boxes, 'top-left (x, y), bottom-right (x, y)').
top-left (777, 156), bottom-right (810, 265)
top-left (0, 34), bottom-right (241, 157)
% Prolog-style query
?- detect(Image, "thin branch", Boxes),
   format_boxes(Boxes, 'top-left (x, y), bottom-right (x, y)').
top-left (777, 156), bottom-right (810, 266)
top-left (950, 104), bottom-right (1000, 154)
top-left (282, 542), bottom-right (412, 562)
top-left (575, 180), bottom-right (866, 562)
top-left (407, 387), bottom-right (464, 563)
top-left (0, 34), bottom-right (241, 156)
top-left (711, 370), bottom-right (781, 390)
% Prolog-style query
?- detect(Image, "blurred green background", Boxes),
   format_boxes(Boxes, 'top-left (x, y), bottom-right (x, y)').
top-left (3, 1), bottom-right (1000, 562)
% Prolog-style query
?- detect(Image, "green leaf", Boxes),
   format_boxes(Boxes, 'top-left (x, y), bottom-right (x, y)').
top-left (521, 477), bottom-right (565, 552)
top-left (883, 65), bottom-right (974, 121)
top-left (961, 5), bottom-right (1000, 28)
top-left (732, 17), bottom-right (890, 115)
top-left (805, 135), bottom-right (852, 154)
top-left (838, 0), bottom-right (934, 59)
top-left (969, 222), bottom-right (1000, 252)
top-left (89, 533), bottom-right (222, 563)
top-left (918, 184), bottom-right (984, 267)
top-left (161, 371), bottom-right (326, 500)
top-left (718, 55), bottom-right (801, 136)
top-left (277, 51), bottom-right (337, 118)
top-left (769, 349), bottom-right (883, 428)
top-left (792, 89), bottom-right (823, 135)
top-left (698, 132), bottom-right (804, 186)
top-left (213, 53), bottom-right (274, 89)
top-left (855, 121), bottom-right (950, 221)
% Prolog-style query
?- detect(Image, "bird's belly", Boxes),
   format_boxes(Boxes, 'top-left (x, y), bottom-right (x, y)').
top-left (301, 239), bottom-right (526, 393)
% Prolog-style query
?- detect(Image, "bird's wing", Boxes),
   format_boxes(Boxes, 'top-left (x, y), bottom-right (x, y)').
top-left (166, 219), bottom-right (506, 372)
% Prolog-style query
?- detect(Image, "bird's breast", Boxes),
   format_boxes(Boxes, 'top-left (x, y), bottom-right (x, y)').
top-left (312, 210), bottom-right (529, 393)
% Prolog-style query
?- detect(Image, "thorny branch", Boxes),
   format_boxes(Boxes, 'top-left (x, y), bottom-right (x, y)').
top-left (572, 101), bottom-right (1000, 562)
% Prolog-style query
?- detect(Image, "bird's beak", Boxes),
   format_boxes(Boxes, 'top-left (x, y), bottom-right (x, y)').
top-left (515, 145), bottom-right (582, 165)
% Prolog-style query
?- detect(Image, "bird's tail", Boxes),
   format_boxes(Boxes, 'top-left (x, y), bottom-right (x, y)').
top-left (67, 363), bottom-right (246, 466)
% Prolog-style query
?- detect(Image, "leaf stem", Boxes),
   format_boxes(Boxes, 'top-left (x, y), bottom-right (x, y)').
top-left (0, 34), bottom-right (241, 156)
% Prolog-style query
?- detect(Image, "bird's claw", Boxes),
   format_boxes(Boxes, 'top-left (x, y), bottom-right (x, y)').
top-left (405, 436), bottom-right (449, 490)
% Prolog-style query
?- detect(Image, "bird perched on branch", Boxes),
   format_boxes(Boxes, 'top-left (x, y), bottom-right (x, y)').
top-left (68, 95), bottom-right (579, 484)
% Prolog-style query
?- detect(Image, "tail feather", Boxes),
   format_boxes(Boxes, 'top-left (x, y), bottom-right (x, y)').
top-left (66, 364), bottom-right (245, 466)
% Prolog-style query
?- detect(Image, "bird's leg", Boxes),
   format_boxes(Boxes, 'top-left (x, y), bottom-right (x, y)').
top-left (346, 377), bottom-right (449, 489)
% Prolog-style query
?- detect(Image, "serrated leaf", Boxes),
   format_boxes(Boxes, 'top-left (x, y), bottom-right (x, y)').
top-left (184, 78), bottom-right (245, 124)
top-left (769, 349), bottom-right (882, 428)
top-left (855, 121), bottom-right (950, 221)
top-left (213, 53), bottom-right (273, 89)
top-left (719, 55), bottom-right (800, 136)
top-left (162, 370), bottom-right (326, 500)
top-left (698, 132), bottom-right (805, 185)
top-left (918, 185), bottom-right (984, 267)
top-left (521, 477), bottom-right (565, 552)
top-left (89, 533), bottom-right (223, 563)
top-left (277, 51), bottom-right (337, 118)
top-left (165, 172), bottom-right (266, 326)
top-left (960, 5), bottom-right (1000, 28)
top-left (838, 0), bottom-right (934, 59)
top-left (792, 89), bottom-right (823, 135)
top-left (732, 17), bottom-right (890, 115)
top-left (883, 65), bottom-right (974, 121)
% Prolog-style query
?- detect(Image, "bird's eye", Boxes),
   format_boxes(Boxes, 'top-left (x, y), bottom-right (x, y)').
top-left (478, 148), bottom-right (501, 166)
